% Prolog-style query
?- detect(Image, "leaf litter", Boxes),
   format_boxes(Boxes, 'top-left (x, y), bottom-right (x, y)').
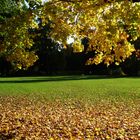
top-left (0, 96), bottom-right (139, 139)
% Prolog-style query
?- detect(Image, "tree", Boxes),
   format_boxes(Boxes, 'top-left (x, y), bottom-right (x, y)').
top-left (0, 0), bottom-right (24, 74)
top-left (29, 21), bottom-right (67, 75)
top-left (0, 0), bottom-right (140, 70)
top-left (0, 0), bottom-right (40, 70)
top-left (41, 0), bottom-right (140, 66)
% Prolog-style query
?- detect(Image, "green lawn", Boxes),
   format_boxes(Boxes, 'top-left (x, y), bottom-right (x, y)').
top-left (0, 75), bottom-right (140, 103)
top-left (0, 76), bottom-right (140, 139)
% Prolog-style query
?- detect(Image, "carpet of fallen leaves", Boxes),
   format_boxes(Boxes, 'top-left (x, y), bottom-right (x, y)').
top-left (0, 96), bottom-right (140, 140)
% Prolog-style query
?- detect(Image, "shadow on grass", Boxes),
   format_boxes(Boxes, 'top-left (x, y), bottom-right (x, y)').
top-left (0, 75), bottom-right (126, 83)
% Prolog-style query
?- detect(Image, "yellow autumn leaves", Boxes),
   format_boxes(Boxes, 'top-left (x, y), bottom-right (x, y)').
top-left (41, 0), bottom-right (140, 66)
top-left (0, 97), bottom-right (140, 139)
top-left (0, 11), bottom-right (38, 69)
top-left (1, 0), bottom-right (140, 69)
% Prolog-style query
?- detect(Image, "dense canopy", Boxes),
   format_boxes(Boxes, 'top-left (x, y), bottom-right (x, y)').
top-left (0, 0), bottom-right (140, 69)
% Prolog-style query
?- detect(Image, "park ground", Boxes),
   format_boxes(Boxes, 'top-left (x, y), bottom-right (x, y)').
top-left (0, 76), bottom-right (140, 139)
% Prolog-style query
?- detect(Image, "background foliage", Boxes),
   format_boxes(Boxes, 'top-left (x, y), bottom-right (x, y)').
top-left (0, 0), bottom-right (140, 76)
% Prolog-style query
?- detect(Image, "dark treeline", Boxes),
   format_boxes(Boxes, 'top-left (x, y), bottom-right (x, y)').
top-left (0, 32), bottom-right (140, 76)
top-left (0, 21), bottom-right (140, 76)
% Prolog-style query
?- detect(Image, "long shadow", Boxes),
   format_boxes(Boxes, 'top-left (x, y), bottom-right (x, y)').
top-left (0, 75), bottom-right (126, 83)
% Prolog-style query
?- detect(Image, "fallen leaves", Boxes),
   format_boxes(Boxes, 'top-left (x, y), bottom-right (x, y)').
top-left (0, 96), bottom-right (139, 139)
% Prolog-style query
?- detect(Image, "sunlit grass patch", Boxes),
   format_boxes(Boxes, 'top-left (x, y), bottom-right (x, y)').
top-left (0, 76), bottom-right (140, 102)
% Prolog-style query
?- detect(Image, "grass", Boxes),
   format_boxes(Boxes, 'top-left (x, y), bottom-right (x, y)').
top-left (0, 75), bottom-right (140, 103)
top-left (0, 75), bottom-right (140, 139)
